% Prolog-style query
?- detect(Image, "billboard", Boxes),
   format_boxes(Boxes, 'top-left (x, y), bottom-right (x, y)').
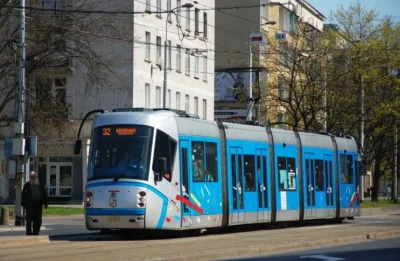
top-left (214, 71), bottom-right (258, 101)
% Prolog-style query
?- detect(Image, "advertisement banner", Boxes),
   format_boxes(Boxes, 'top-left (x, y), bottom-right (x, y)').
top-left (214, 71), bottom-right (258, 101)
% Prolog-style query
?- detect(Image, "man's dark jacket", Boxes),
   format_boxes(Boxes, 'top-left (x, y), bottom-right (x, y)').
top-left (21, 182), bottom-right (48, 208)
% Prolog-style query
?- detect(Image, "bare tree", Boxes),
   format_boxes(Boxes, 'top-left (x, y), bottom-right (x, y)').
top-left (0, 0), bottom-right (136, 141)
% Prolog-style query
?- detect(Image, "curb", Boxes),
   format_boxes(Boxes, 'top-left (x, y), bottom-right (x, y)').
top-left (0, 226), bottom-right (48, 232)
top-left (140, 230), bottom-right (400, 261)
top-left (0, 236), bottom-right (49, 247)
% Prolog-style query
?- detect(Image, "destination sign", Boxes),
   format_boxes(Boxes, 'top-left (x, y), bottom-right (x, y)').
top-left (102, 127), bottom-right (137, 136)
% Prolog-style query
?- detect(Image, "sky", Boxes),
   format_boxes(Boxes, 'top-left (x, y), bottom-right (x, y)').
top-left (307, 0), bottom-right (400, 22)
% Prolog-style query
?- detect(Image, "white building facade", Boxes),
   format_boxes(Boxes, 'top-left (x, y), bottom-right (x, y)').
top-left (0, 0), bottom-right (215, 204)
top-left (134, 0), bottom-right (215, 119)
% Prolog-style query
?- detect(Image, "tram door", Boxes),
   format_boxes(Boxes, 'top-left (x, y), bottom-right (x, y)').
top-left (304, 153), bottom-right (316, 218)
top-left (179, 140), bottom-right (191, 227)
top-left (256, 149), bottom-right (269, 221)
top-left (324, 155), bottom-right (335, 217)
top-left (229, 147), bottom-right (244, 223)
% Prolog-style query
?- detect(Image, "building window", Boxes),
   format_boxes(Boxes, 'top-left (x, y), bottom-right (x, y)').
top-left (176, 92), bottom-right (181, 110)
top-left (36, 77), bottom-right (68, 118)
top-left (176, 45), bottom-right (181, 72)
top-left (167, 0), bottom-right (172, 22)
top-left (203, 12), bottom-right (208, 38)
top-left (195, 8), bottom-right (199, 35)
top-left (185, 94), bottom-right (190, 113)
top-left (156, 36), bottom-right (162, 63)
top-left (156, 86), bottom-right (161, 108)
top-left (145, 31), bottom-right (150, 60)
top-left (156, 0), bottom-right (161, 18)
top-left (186, 6), bottom-right (190, 30)
top-left (203, 56), bottom-right (207, 81)
top-left (202, 99), bottom-right (207, 120)
top-left (167, 40), bottom-right (172, 68)
top-left (145, 0), bottom-right (151, 11)
top-left (145, 83), bottom-right (150, 108)
top-left (279, 6), bottom-right (292, 32)
top-left (194, 55), bottom-right (199, 78)
top-left (194, 97), bottom-right (198, 115)
top-left (167, 89), bottom-right (171, 108)
top-left (185, 48), bottom-right (190, 75)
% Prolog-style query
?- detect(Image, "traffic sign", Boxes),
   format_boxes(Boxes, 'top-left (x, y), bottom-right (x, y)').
top-left (250, 33), bottom-right (263, 44)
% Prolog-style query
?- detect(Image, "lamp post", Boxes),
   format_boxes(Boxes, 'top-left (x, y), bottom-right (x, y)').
top-left (163, 3), bottom-right (194, 109)
top-left (247, 21), bottom-right (276, 122)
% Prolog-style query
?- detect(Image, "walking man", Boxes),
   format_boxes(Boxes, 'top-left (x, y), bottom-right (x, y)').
top-left (21, 171), bottom-right (48, 235)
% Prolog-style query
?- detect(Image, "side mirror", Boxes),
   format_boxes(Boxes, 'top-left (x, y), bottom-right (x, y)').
top-left (74, 140), bottom-right (82, 155)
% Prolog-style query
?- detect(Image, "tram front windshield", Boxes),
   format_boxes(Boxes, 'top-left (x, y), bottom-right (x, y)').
top-left (88, 125), bottom-right (154, 181)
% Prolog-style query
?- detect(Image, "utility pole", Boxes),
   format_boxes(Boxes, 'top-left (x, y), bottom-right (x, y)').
top-left (323, 71), bottom-right (327, 132)
top-left (393, 117), bottom-right (398, 202)
top-left (359, 74), bottom-right (365, 202)
top-left (248, 44), bottom-right (253, 121)
top-left (14, 0), bottom-right (28, 226)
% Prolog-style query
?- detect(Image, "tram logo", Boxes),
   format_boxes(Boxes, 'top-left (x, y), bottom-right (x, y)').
top-left (109, 192), bottom-right (118, 208)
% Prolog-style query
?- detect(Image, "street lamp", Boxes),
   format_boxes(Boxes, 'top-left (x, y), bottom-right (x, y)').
top-left (247, 21), bottom-right (276, 122)
top-left (163, 3), bottom-right (194, 109)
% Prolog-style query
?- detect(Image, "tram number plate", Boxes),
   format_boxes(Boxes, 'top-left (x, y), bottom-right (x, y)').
top-left (108, 216), bottom-right (120, 222)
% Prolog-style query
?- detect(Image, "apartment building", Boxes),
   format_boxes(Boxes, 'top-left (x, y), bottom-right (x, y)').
top-left (265, 0), bottom-right (325, 127)
top-left (214, 0), bottom-right (325, 124)
top-left (214, 0), bottom-right (271, 121)
top-left (0, 0), bottom-right (215, 203)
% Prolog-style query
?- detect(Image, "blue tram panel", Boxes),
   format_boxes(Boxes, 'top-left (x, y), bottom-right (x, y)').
top-left (78, 108), bottom-right (360, 233)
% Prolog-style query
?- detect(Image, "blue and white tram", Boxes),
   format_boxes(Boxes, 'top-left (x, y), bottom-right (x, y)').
top-left (74, 108), bottom-right (360, 232)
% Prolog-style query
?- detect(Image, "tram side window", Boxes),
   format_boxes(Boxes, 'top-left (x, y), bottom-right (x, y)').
top-left (152, 130), bottom-right (177, 182)
top-left (287, 158), bottom-right (296, 190)
top-left (192, 141), bottom-right (204, 182)
top-left (340, 154), bottom-right (353, 184)
top-left (192, 141), bottom-right (217, 182)
top-left (347, 155), bottom-right (353, 184)
top-left (244, 155), bottom-right (256, 191)
top-left (278, 157), bottom-right (287, 191)
top-left (278, 157), bottom-right (296, 191)
top-left (205, 142), bottom-right (218, 182)
top-left (315, 160), bottom-right (324, 191)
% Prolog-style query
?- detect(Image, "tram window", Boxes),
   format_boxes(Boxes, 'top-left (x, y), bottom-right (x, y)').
top-left (231, 154), bottom-right (238, 210)
top-left (287, 157), bottom-right (296, 190)
top-left (262, 155), bottom-right (268, 208)
top-left (192, 141), bottom-right (204, 182)
top-left (205, 142), bottom-right (217, 182)
top-left (152, 130), bottom-right (177, 182)
top-left (244, 155), bottom-right (256, 191)
top-left (278, 157), bottom-right (288, 191)
top-left (181, 147), bottom-right (190, 213)
top-left (347, 155), bottom-right (353, 183)
top-left (315, 160), bottom-right (324, 191)
top-left (340, 154), bottom-right (349, 183)
top-left (278, 157), bottom-right (296, 191)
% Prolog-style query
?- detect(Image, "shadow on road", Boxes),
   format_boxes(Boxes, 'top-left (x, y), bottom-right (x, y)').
top-left (48, 219), bottom-right (349, 242)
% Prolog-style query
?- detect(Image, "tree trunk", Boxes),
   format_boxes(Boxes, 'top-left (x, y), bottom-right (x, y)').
top-left (372, 159), bottom-right (381, 201)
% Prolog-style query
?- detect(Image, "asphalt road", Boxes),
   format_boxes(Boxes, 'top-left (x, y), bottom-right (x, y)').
top-left (1, 211), bottom-right (399, 261)
top-left (227, 237), bottom-right (400, 261)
